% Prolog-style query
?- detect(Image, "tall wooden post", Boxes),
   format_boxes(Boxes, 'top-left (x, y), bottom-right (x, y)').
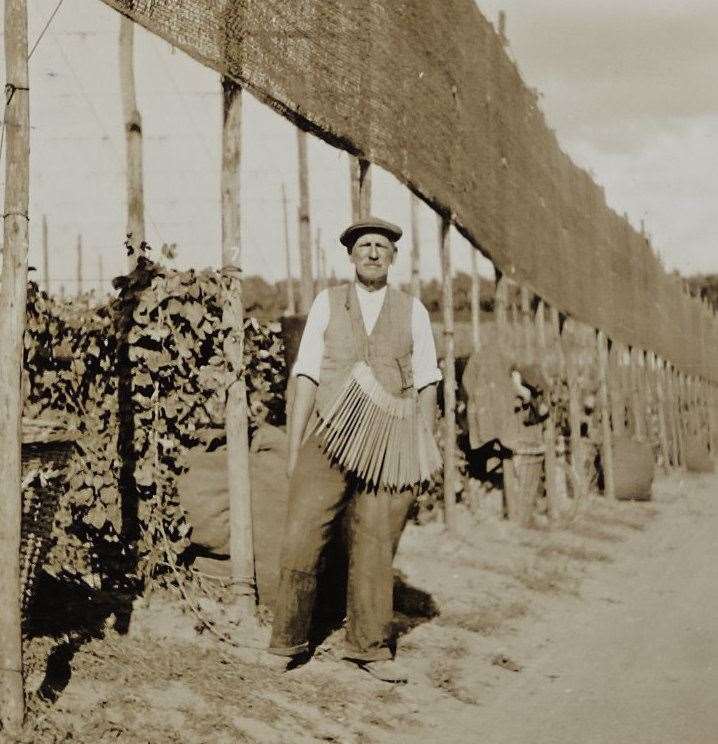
top-left (98, 253), bottom-right (105, 299)
top-left (596, 331), bottom-right (616, 500)
top-left (0, 0), bottom-right (29, 730)
top-left (660, 352), bottom-right (673, 472)
top-left (409, 192), bottom-right (421, 298)
top-left (628, 347), bottom-right (644, 440)
top-left (119, 16), bottom-right (145, 269)
top-left (220, 77), bottom-right (254, 614)
top-left (495, 273), bottom-right (509, 355)
top-left (315, 227), bottom-right (327, 292)
top-left (668, 364), bottom-right (684, 468)
top-left (296, 129), bottom-right (314, 314)
top-left (563, 317), bottom-right (587, 503)
top-left (438, 215), bottom-right (459, 532)
top-left (470, 248), bottom-right (481, 353)
top-left (520, 285), bottom-right (532, 358)
top-left (281, 183), bottom-right (296, 315)
top-left (350, 156), bottom-right (371, 221)
top-left (536, 301), bottom-right (561, 518)
top-left (42, 214), bottom-right (49, 295)
top-left (76, 234), bottom-right (84, 297)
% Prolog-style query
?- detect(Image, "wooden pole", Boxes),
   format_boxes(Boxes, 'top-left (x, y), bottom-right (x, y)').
top-left (520, 284), bottom-right (532, 358)
top-left (220, 77), bottom-right (255, 614)
top-left (668, 364), bottom-right (684, 468)
top-left (535, 301), bottom-right (560, 518)
top-left (350, 156), bottom-right (371, 221)
top-left (629, 347), bottom-right (645, 441)
top-left (281, 183), bottom-right (296, 316)
top-left (410, 192), bottom-right (421, 298)
top-left (76, 234), bottom-right (84, 297)
top-left (98, 253), bottom-right (105, 299)
top-left (42, 214), bottom-right (49, 295)
top-left (296, 128), bottom-right (314, 314)
top-left (563, 317), bottom-right (587, 503)
top-left (470, 248), bottom-right (481, 353)
top-left (0, 0), bottom-right (29, 730)
top-left (438, 215), bottom-right (459, 532)
top-left (315, 227), bottom-right (327, 293)
top-left (495, 272), bottom-right (509, 355)
top-left (596, 331), bottom-right (616, 500)
top-left (119, 16), bottom-right (145, 269)
top-left (660, 352), bottom-right (675, 472)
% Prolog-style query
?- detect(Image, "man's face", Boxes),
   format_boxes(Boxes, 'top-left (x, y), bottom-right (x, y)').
top-left (349, 232), bottom-right (396, 285)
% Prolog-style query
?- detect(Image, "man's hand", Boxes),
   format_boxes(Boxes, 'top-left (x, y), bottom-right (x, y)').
top-left (285, 375), bottom-right (318, 480)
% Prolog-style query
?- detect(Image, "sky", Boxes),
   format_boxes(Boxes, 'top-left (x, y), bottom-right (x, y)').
top-left (0, 0), bottom-right (716, 296)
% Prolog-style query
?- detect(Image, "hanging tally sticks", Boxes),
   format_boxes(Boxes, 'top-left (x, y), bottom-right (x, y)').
top-left (312, 362), bottom-right (441, 491)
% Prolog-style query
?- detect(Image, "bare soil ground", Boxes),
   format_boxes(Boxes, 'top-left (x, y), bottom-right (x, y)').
top-left (10, 470), bottom-right (718, 744)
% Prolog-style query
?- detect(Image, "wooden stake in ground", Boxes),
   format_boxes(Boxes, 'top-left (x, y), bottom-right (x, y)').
top-left (410, 192), bottom-right (421, 299)
top-left (119, 16), bottom-right (145, 270)
top-left (296, 128), bottom-right (314, 315)
top-left (470, 247), bottom-right (481, 353)
top-left (42, 214), bottom-right (49, 295)
top-left (562, 317), bottom-right (587, 504)
top-left (220, 77), bottom-right (255, 614)
top-left (651, 354), bottom-right (672, 472)
top-left (0, 0), bottom-right (29, 731)
top-left (538, 302), bottom-right (561, 519)
top-left (630, 347), bottom-right (646, 441)
top-left (76, 234), bottom-right (84, 298)
top-left (520, 284), bottom-right (532, 359)
top-left (350, 156), bottom-right (371, 220)
top-left (596, 331), bottom-right (616, 500)
top-left (98, 253), bottom-right (105, 299)
top-left (315, 227), bottom-right (327, 293)
top-left (495, 272), bottom-right (509, 356)
top-left (280, 183), bottom-right (296, 315)
top-left (438, 215), bottom-right (459, 532)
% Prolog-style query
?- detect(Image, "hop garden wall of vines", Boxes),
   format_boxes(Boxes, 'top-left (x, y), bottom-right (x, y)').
top-left (22, 258), bottom-right (286, 593)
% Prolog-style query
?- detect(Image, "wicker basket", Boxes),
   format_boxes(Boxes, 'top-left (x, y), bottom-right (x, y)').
top-left (20, 419), bottom-right (77, 612)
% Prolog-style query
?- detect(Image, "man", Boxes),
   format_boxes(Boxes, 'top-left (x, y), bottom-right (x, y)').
top-left (268, 216), bottom-right (442, 683)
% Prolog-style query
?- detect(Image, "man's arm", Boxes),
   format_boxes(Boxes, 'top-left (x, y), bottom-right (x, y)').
top-left (286, 290), bottom-right (329, 476)
top-left (287, 375), bottom-right (317, 477)
top-left (418, 382), bottom-right (438, 433)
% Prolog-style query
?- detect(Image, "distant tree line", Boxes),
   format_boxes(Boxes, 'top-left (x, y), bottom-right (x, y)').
top-left (242, 271), bottom-right (496, 321)
top-left (684, 274), bottom-right (718, 312)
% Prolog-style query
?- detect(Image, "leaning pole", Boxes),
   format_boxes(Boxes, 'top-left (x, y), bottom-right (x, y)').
top-left (0, 0), bottom-right (29, 732)
top-left (220, 76), bottom-right (255, 615)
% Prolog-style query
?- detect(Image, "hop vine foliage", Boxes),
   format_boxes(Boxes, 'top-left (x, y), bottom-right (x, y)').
top-left (22, 255), bottom-right (287, 595)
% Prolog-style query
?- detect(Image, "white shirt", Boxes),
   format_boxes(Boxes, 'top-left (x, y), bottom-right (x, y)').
top-left (292, 284), bottom-right (443, 391)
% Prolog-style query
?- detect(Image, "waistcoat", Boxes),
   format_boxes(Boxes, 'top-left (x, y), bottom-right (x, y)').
top-left (314, 283), bottom-right (414, 421)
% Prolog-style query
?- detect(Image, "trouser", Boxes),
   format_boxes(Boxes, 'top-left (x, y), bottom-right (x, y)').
top-left (268, 436), bottom-right (416, 662)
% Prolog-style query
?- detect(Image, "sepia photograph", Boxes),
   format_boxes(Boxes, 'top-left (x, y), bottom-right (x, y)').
top-left (0, 1), bottom-right (716, 742)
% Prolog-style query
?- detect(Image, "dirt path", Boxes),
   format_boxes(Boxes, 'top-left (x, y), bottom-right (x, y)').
top-left (18, 471), bottom-right (718, 743)
top-left (405, 472), bottom-right (718, 744)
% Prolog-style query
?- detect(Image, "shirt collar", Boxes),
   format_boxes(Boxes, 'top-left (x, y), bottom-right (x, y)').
top-left (354, 281), bottom-right (388, 300)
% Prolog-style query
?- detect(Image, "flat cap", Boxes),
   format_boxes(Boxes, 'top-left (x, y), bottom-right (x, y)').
top-left (339, 216), bottom-right (403, 248)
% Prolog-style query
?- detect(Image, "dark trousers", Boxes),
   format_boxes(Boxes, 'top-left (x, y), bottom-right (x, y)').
top-left (269, 436), bottom-right (416, 662)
